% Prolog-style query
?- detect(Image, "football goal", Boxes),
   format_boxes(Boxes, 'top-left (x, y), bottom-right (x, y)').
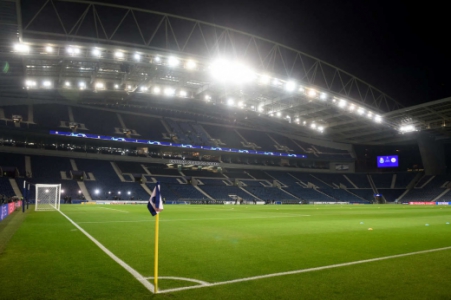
top-left (35, 184), bottom-right (61, 211)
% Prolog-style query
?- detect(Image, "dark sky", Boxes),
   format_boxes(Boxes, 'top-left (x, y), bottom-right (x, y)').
top-left (41, 0), bottom-right (451, 107)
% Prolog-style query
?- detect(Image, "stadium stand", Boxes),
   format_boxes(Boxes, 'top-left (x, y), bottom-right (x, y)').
top-left (181, 169), bottom-right (224, 178)
top-left (119, 114), bottom-right (168, 141)
top-left (289, 172), bottom-right (330, 188)
top-left (345, 174), bottom-right (371, 188)
top-left (236, 129), bottom-right (276, 151)
top-left (0, 177), bottom-right (15, 198)
top-left (394, 173), bottom-right (417, 188)
top-left (371, 174), bottom-right (393, 189)
top-left (0, 152), bottom-right (26, 176)
top-left (202, 125), bottom-right (244, 148)
top-left (71, 106), bottom-right (121, 135)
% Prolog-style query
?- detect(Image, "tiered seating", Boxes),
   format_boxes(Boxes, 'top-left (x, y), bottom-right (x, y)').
top-left (289, 173), bottom-right (329, 188)
top-left (33, 104), bottom-right (68, 129)
top-left (415, 175), bottom-right (433, 188)
top-left (268, 133), bottom-right (303, 152)
top-left (2, 105), bottom-right (29, 122)
top-left (0, 177), bottom-right (15, 198)
top-left (246, 170), bottom-right (273, 180)
top-left (313, 174), bottom-right (350, 188)
top-left (347, 189), bottom-right (374, 201)
top-left (321, 189), bottom-right (368, 203)
top-left (394, 173), bottom-right (417, 188)
top-left (283, 186), bottom-right (333, 202)
top-left (76, 159), bottom-right (149, 200)
top-left (236, 129), bottom-right (276, 151)
top-left (240, 180), bottom-right (269, 187)
top-left (115, 161), bottom-right (145, 174)
top-left (243, 186), bottom-right (296, 201)
top-left (203, 125), bottom-right (244, 148)
top-left (371, 174), bottom-right (393, 189)
top-left (181, 169), bottom-right (224, 178)
top-left (266, 171), bottom-right (298, 185)
top-left (144, 163), bottom-right (180, 176)
top-left (378, 189), bottom-right (405, 202)
top-left (120, 114), bottom-right (168, 141)
top-left (165, 119), bottom-right (191, 144)
top-left (401, 188), bottom-right (444, 202)
top-left (345, 174), bottom-right (371, 188)
top-left (190, 123), bottom-right (214, 146)
top-left (0, 152), bottom-right (26, 175)
top-left (223, 169), bottom-right (252, 179)
top-left (72, 107), bottom-right (121, 135)
top-left (199, 183), bottom-right (253, 201)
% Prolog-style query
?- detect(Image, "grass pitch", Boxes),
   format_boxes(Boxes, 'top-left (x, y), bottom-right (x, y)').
top-left (1, 204), bottom-right (451, 299)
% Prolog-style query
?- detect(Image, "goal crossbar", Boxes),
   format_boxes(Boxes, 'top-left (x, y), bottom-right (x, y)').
top-left (35, 184), bottom-right (61, 211)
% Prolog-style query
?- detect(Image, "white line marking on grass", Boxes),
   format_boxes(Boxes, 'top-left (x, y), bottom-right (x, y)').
top-left (77, 215), bottom-right (311, 224)
top-left (158, 246), bottom-right (451, 294)
top-left (144, 276), bottom-right (210, 285)
top-left (96, 207), bottom-right (129, 213)
top-left (57, 210), bottom-right (156, 294)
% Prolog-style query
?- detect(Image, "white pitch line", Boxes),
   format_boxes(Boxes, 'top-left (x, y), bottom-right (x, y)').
top-left (76, 214), bottom-right (311, 224)
top-left (158, 246), bottom-right (451, 294)
top-left (96, 207), bottom-right (129, 213)
top-left (144, 276), bottom-right (210, 285)
top-left (57, 210), bottom-right (156, 294)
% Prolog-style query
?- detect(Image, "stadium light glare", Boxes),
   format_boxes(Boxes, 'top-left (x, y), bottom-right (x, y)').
top-left (303, 121), bottom-right (307, 125)
top-left (118, 191), bottom-right (121, 195)
top-left (61, 189), bottom-right (65, 193)
top-left (185, 60), bottom-right (196, 70)
top-left (95, 82), bottom-right (104, 89)
top-left (127, 191), bottom-right (131, 195)
top-left (164, 87), bottom-right (175, 96)
top-left (375, 115), bottom-right (382, 123)
top-left (308, 89), bottom-right (317, 97)
top-left (154, 56), bottom-right (161, 62)
top-left (318, 126), bottom-right (324, 132)
top-left (299, 86), bottom-right (305, 92)
top-left (258, 106), bottom-right (264, 112)
top-left (311, 123), bottom-right (317, 129)
top-left (14, 43), bottom-right (30, 53)
top-left (134, 53), bottom-right (141, 61)
top-left (78, 190), bottom-right (81, 194)
top-left (320, 93), bottom-right (327, 100)
top-left (45, 46), bottom-right (53, 53)
top-left (79, 82), bottom-right (86, 90)
top-left (349, 104), bottom-right (355, 111)
top-left (357, 107), bottom-right (365, 115)
top-left (140, 86), bottom-right (148, 92)
top-left (399, 125), bottom-right (416, 133)
top-left (42, 80), bottom-right (52, 88)
top-left (339, 99), bottom-right (347, 108)
top-left (95, 189), bottom-right (99, 195)
top-left (114, 51), bottom-right (124, 59)
top-left (227, 98), bottom-right (235, 106)
top-left (285, 81), bottom-right (296, 92)
top-left (114, 84), bottom-right (119, 89)
top-left (25, 80), bottom-right (37, 87)
top-left (210, 59), bottom-right (254, 84)
top-left (367, 112), bottom-right (373, 119)
top-left (179, 90), bottom-right (187, 97)
top-left (153, 87), bottom-right (161, 94)
top-left (272, 78), bottom-right (280, 86)
top-left (67, 47), bottom-right (80, 55)
top-left (65, 81), bottom-right (71, 87)
top-left (259, 74), bottom-right (271, 84)
top-left (204, 95), bottom-right (211, 101)
top-left (92, 48), bottom-right (101, 57)
top-left (276, 112), bottom-right (281, 117)
top-left (168, 56), bottom-right (179, 67)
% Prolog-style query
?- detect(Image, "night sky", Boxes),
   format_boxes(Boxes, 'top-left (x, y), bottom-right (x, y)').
top-left (102, 0), bottom-right (450, 108)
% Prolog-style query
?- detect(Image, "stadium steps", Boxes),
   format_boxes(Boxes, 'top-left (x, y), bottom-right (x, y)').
top-left (344, 189), bottom-right (368, 202)
top-left (309, 174), bottom-right (333, 188)
top-left (194, 185), bottom-right (215, 201)
top-left (70, 159), bottom-right (78, 171)
top-left (8, 178), bottom-right (22, 198)
top-left (140, 183), bottom-right (153, 196)
top-left (395, 189), bottom-right (410, 202)
top-left (313, 188), bottom-right (336, 200)
top-left (77, 181), bottom-right (92, 201)
top-left (110, 162), bottom-right (126, 182)
top-left (238, 186), bottom-right (263, 201)
top-left (432, 189), bottom-right (451, 202)
top-left (25, 156), bottom-right (32, 177)
top-left (417, 176), bottom-right (436, 189)
top-left (280, 188), bottom-right (300, 200)
top-left (367, 175), bottom-right (378, 193)
top-left (391, 174), bottom-right (396, 189)
top-left (408, 172), bottom-right (424, 189)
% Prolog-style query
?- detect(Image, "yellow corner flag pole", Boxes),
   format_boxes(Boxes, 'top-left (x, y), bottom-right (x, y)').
top-left (154, 213), bottom-right (160, 293)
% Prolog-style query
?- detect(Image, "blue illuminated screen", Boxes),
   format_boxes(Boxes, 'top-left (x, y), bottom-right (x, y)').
top-left (377, 155), bottom-right (399, 168)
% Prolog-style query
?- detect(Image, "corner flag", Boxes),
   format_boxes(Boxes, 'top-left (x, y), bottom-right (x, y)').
top-left (147, 182), bottom-right (163, 216)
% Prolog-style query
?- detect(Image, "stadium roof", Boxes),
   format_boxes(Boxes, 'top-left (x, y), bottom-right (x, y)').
top-left (1, 0), bottom-right (449, 145)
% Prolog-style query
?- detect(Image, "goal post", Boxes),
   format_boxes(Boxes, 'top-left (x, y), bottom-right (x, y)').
top-left (35, 184), bottom-right (61, 211)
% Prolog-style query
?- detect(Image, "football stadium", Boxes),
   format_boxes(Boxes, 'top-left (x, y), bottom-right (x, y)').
top-left (1, 1), bottom-right (451, 299)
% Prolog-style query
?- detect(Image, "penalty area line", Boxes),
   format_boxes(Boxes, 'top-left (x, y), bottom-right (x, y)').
top-left (158, 245), bottom-right (451, 294)
top-left (57, 210), bottom-right (155, 294)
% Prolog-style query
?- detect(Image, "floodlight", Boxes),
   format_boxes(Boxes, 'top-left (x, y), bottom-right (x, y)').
top-left (65, 81), bottom-right (71, 87)
top-left (357, 107), bottom-right (365, 115)
top-left (251, 105), bottom-right (255, 109)
top-left (310, 123), bottom-right (317, 129)
top-left (238, 101), bottom-right (244, 108)
top-left (318, 126), bottom-right (324, 132)
top-left (95, 189), bottom-right (99, 195)
top-left (134, 53), bottom-right (141, 61)
top-left (168, 56), bottom-right (179, 67)
top-left (349, 104), bottom-right (355, 111)
top-left (308, 89), bottom-right (317, 97)
top-left (338, 99), bottom-right (347, 108)
top-left (79, 82), bottom-right (86, 89)
top-left (205, 95), bottom-right (211, 101)
top-left (45, 189), bottom-right (49, 193)
top-left (114, 51), bottom-right (124, 59)
top-left (43, 80), bottom-right (52, 87)
top-left (140, 86), bottom-right (148, 92)
top-left (276, 112), bottom-right (281, 117)
top-left (258, 106), bottom-right (264, 112)
top-left (299, 86), bottom-right (305, 92)
top-left (25, 80), bottom-right (36, 87)
top-left (260, 74), bottom-right (271, 84)
top-left (185, 60), bottom-right (196, 70)
top-left (320, 93), bottom-right (327, 100)
top-left (272, 78), bottom-right (280, 86)
top-left (108, 191), bottom-right (111, 194)
top-left (78, 190), bottom-right (81, 194)
top-left (127, 85), bottom-right (132, 90)
top-left (303, 121), bottom-right (307, 125)
top-left (400, 125), bottom-right (416, 132)
top-left (14, 43), bottom-right (30, 53)
top-left (153, 87), bottom-right (161, 94)
top-left (285, 81), bottom-right (296, 92)
top-left (67, 47), bottom-right (80, 55)
top-left (127, 191), bottom-right (131, 195)
top-left (295, 118), bottom-right (300, 123)
top-left (375, 115), bottom-right (382, 123)
top-left (367, 112), bottom-right (373, 119)
top-left (164, 87), bottom-right (175, 96)
top-left (118, 191), bottom-right (121, 195)
top-left (179, 90), bottom-right (187, 97)
top-left (114, 84), bottom-right (119, 89)
top-left (45, 46), bottom-right (53, 53)
top-left (92, 48), bottom-right (101, 57)
top-left (61, 189), bottom-right (65, 193)
top-left (227, 98), bottom-right (234, 106)
top-left (154, 56), bottom-right (161, 62)
top-left (95, 82), bottom-right (104, 89)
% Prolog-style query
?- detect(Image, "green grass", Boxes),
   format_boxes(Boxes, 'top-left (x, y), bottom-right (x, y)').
top-left (1, 204), bottom-right (451, 299)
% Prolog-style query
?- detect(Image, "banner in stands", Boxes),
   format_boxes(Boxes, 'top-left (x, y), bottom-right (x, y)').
top-left (50, 131), bottom-right (308, 159)
top-left (169, 160), bottom-right (219, 166)
top-left (436, 202), bottom-right (451, 205)
top-left (335, 164), bottom-right (349, 171)
top-left (95, 201), bottom-right (148, 205)
top-left (312, 202), bottom-right (349, 205)
top-left (0, 204), bottom-right (8, 221)
top-left (408, 202), bottom-right (436, 205)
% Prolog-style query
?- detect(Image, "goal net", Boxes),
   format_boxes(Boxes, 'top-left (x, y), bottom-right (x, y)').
top-left (35, 184), bottom-right (61, 211)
